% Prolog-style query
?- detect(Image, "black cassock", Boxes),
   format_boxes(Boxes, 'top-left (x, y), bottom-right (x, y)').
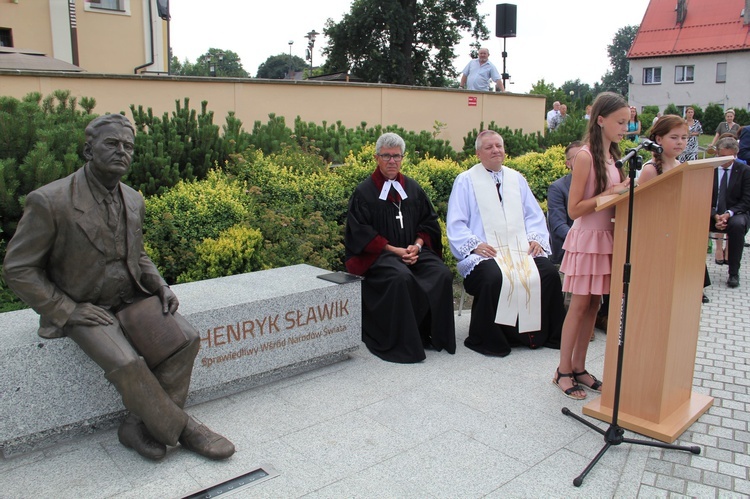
top-left (345, 172), bottom-right (456, 363)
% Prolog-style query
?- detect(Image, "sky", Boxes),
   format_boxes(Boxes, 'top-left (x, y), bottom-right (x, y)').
top-left (169, 0), bottom-right (652, 93)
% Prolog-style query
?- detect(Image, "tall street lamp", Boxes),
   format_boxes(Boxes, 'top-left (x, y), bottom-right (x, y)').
top-left (305, 29), bottom-right (319, 79)
top-left (204, 51), bottom-right (224, 77)
top-left (288, 40), bottom-right (294, 79)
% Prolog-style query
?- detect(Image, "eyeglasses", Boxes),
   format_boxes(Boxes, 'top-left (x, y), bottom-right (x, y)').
top-left (377, 154), bottom-right (404, 162)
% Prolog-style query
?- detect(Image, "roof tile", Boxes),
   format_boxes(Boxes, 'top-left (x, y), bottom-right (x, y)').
top-left (629, 0), bottom-right (750, 58)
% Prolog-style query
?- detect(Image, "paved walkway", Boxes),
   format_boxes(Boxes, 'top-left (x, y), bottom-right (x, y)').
top-left (0, 252), bottom-right (748, 498)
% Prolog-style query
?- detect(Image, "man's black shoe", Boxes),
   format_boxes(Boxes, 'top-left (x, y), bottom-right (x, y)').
top-left (727, 275), bottom-right (740, 288)
top-left (702, 294), bottom-right (709, 303)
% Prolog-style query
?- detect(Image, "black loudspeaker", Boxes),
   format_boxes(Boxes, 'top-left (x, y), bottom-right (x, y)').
top-left (495, 3), bottom-right (517, 38)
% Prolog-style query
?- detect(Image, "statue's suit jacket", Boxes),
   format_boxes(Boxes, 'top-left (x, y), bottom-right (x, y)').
top-left (3, 166), bottom-right (167, 339)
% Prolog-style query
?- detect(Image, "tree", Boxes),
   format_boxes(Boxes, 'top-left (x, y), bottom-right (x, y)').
top-left (600, 25), bottom-right (639, 97)
top-left (170, 48), bottom-right (248, 78)
top-left (256, 53), bottom-right (308, 79)
top-left (321, 0), bottom-right (488, 87)
top-left (560, 79), bottom-right (594, 116)
top-left (529, 79), bottom-right (565, 116)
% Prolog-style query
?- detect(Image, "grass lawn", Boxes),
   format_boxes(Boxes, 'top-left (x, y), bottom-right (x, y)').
top-left (698, 134), bottom-right (714, 148)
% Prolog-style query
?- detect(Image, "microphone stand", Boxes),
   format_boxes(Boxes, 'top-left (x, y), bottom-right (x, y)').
top-left (561, 140), bottom-right (700, 487)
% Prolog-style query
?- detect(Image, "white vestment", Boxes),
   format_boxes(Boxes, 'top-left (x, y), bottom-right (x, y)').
top-left (447, 164), bottom-right (552, 332)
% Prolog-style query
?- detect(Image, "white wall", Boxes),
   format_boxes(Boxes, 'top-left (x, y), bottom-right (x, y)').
top-left (628, 51), bottom-right (750, 114)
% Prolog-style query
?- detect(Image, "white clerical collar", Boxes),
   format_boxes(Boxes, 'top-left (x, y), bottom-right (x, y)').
top-left (378, 179), bottom-right (408, 201)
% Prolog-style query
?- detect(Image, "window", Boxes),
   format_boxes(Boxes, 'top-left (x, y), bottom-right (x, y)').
top-left (87, 0), bottom-right (123, 10)
top-left (0, 28), bottom-right (12, 47)
top-left (84, 0), bottom-right (130, 15)
top-left (675, 65), bottom-right (694, 83)
top-left (716, 62), bottom-right (727, 83)
top-left (643, 67), bottom-right (661, 84)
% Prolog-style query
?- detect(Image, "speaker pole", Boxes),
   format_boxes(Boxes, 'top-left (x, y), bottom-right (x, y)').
top-left (501, 37), bottom-right (508, 91)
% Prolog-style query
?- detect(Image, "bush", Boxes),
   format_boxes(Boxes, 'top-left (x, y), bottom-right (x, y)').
top-left (507, 146), bottom-right (568, 204)
top-left (178, 224), bottom-right (264, 283)
top-left (0, 91), bottom-right (94, 238)
top-left (405, 156), bottom-right (464, 219)
top-left (734, 108), bottom-right (749, 126)
top-left (127, 99), bottom-right (234, 196)
top-left (249, 198), bottom-right (345, 271)
top-left (543, 116), bottom-right (587, 149)
top-left (688, 104), bottom-right (704, 123)
top-left (462, 122), bottom-right (543, 158)
top-left (703, 104), bottom-right (725, 137)
top-left (144, 170), bottom-right (251, 283)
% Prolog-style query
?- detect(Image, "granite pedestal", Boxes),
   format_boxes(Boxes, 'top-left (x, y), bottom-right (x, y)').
top-left (0, 264), bottom-right (361, 457)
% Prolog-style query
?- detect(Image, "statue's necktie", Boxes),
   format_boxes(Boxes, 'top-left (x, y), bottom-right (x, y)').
top-left (104, 192), bottom-right (119, 231)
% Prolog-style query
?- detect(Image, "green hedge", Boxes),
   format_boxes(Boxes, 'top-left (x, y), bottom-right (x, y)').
top-left (0, 90), bottom-right (610, 311)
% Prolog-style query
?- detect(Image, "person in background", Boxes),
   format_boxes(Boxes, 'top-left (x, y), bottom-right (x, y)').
top-left (678, 107), bottom-right (703, 162)
top-left (652, 112), bottom-right (663, 127)
top-left (737, 125), bottom-right (750, 164)
top-left (344, 132), bottom-right (456, 363)
top-left (459, 48), bottom-right (504, 92)
top-left (547, 101), bottom-right (561, 131)
top-left (709, 137), bottom-right (750, 289)
top-left (710, 109), bottom-right (741, 148)
top-left (550, 104), bottom-right (569, 131)
top-left (626, 106), bottom-right (641, 143)
top-left (584, 105), bottom-right (592, 121)
top-left (554, 92), bottom-right (631, 400)
top-left (548, 141), bottom-right (583, 265)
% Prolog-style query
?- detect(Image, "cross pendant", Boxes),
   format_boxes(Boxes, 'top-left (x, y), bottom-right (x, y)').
top-left (395, 209), bottom-right (404, 229)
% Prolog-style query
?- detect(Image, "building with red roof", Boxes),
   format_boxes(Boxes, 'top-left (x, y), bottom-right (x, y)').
top-left (628, 0), bottom-right (750, 116)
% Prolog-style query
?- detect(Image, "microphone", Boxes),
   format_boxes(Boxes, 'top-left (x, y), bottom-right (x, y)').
top-left (615, 139), bottom-right (664, 168)
top-left (640, 139), bottom-right (663, 153)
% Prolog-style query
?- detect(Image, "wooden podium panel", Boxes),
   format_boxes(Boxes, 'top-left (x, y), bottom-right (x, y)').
top-left (581, 157), bottom-right (729, 442)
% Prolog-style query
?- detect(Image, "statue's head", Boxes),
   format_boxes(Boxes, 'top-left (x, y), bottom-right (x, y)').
top-left (83, 114), bottom-right (136, 188)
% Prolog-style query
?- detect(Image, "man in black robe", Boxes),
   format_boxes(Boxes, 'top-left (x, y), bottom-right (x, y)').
top-left (344, 132), bottom-right (456, 363)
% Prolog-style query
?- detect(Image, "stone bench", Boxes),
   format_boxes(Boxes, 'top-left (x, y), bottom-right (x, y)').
top-left (0, 264), bottom-right (361, 457)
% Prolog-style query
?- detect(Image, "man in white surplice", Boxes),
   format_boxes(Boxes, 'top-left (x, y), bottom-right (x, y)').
top-left (447, 130), bottom-right (565, 357)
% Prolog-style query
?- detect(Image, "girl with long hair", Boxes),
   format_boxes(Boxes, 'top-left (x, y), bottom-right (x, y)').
top-left (626, 106), bottom-right (641, 143)
top-left (554, 92), bottom-right (630, 400)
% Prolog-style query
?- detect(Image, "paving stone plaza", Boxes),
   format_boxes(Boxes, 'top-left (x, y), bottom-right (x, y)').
top-left (0, 250), bottom-right (748, 498)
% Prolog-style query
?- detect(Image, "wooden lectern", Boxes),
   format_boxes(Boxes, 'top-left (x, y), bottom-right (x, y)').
top-left (582, 156), bottom-right (730, 443)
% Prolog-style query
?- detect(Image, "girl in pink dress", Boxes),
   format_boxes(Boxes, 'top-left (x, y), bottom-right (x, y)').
top-left (553, 92), bottom-right (631, 400)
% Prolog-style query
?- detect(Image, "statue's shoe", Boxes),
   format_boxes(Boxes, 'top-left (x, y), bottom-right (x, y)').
top-left (179, 419), bottom-right (235, 460)
top-left (118, 419), bottom-right (167, 460)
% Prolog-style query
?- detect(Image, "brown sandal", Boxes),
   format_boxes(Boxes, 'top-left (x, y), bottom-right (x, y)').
top-left (553, 368), bottom-right (586, 400)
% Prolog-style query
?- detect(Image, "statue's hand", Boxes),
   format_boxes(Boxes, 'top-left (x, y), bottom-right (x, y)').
top-left (66, 303), bottom-right (114, 326)
top-left (157, 286), bottom-right (179, 314)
